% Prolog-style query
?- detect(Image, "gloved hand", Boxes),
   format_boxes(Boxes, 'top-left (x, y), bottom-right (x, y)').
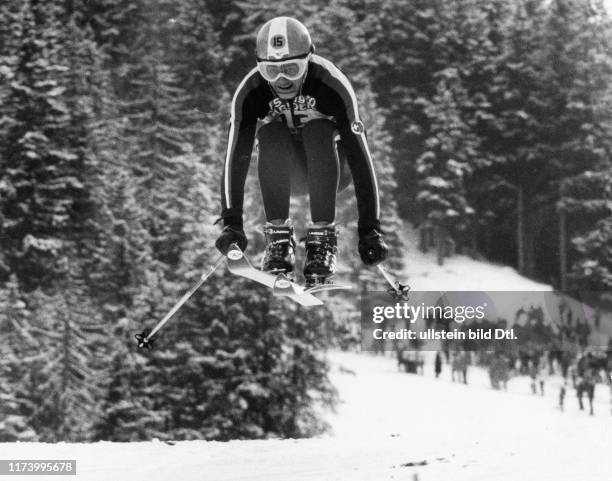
top-left (215, 225), bottom-right (248, 255)
top-left (358, 228), bottom-right (388, 265)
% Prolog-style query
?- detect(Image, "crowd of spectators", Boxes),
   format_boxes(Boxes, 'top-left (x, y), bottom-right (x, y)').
top-left (420, 302), bottom-right (612, 415)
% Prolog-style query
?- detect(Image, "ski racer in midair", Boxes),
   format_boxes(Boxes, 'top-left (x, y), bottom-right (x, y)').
top-left (215, 16), bottom-right (388, 285)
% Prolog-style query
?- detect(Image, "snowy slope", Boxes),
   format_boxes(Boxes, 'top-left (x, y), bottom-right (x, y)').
top-left (399, 224), bottom-right (552, 291)
top-left (1, 351), bottom-right (610, 481)
top-left (326, 351), bottom-right (612, 480)
top-left (393, 224), bottom-right (612, 345)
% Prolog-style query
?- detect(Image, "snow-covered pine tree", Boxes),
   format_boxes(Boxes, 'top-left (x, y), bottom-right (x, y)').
top-left (0, 276), bottom-right (38, 442)
top-left (92, 317), bottom-right (168, 441)
top-left (544, 0), bottom-right (612, 286)
top-left (24, 277), bottom-right (107, 442)
top-left (360, 0), bottom-right (447, 222)
top-left (471, 0), bottom-right (612, 280)
top-left (570, 217), bottom-right (612, 292)
top-left (0, 274), bottom-right (106, 443)
top-left (416, 69), bottom-right (479, 265)
top-left (562, 171), bottom-right (612, 291)
top-left (0, 0), bottom-right (153, 442)
top-left (0, 0), bottom-right (94, 290)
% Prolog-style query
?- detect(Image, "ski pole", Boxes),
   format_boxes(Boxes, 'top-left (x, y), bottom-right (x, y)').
top-left (376, 263), bottom-right (410, 301)
top-left (135, 253), bottom-right (226, 349)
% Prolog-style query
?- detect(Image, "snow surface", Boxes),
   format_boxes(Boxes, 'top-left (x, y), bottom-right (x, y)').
top-left (399, 224), bottom-right (552, 291)
top-left (1, 351), bottom-right (611, 481)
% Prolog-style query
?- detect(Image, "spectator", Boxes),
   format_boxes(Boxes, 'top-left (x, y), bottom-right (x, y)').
top-left (435, 351), bottom-right (442, 379)
top-left (609, 374), bottom-right (612, 416)
top-left (568, 361), bottom-right (578, 388)
top-left (577, 368), bottom-right (596, 415)
top-left (528, 359), bottom-right (538, 395)
top-left (536, 356), bottom-right (547, 396)
top-left (451, 350), bottom-right (469, 384)
top-left (559, 382), bottom-right (566, 412)
top-left (488, 354), bottom-right (510, 390)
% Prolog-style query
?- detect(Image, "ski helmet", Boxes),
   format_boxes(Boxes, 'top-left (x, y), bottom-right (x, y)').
top-left (255, 17), bottom-right (314, 61)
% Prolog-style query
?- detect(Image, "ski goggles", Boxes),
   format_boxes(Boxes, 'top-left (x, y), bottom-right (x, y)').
top-left (257, 56), bottom-right (310, 82)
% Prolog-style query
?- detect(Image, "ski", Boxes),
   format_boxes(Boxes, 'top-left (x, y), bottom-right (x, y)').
top-left (305, 282), bottom-right (353, 295)
top-left (273, 273), bottom-right (352, 298)
top-left (226, 245), bottom-right (325, 307)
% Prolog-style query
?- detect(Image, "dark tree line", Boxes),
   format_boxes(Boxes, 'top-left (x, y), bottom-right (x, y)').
top-left (361, 0), bottom-right (611, 280)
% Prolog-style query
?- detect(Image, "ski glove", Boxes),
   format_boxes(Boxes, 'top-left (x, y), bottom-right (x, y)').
top-left (358, 228), bottom-right (388, 266)
top-left (215, 225), bottom-right (248, 255)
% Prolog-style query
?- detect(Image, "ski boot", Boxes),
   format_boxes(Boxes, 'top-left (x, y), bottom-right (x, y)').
top-left (303, 224), bottom-right (338, 287)
top-left (261, 221), bottom-right (296, 276)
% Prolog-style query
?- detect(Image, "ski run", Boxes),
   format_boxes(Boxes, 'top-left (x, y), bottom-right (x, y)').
top-left (1, 349), bottom-right (610, 481)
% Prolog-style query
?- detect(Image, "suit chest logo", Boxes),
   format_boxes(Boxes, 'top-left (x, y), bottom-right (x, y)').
top-left (269, 95), bottom-right (317, 115)
top-left (266, 95), bottom-right (331, 130)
